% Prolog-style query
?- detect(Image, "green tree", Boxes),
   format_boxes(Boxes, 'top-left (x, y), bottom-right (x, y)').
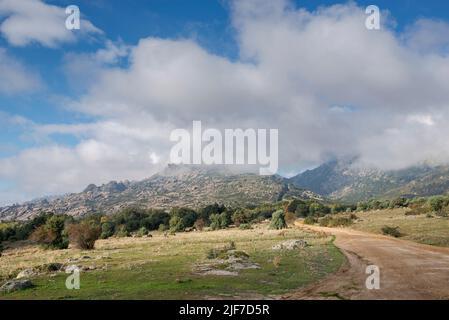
top-left (270, 210), bottom-right (287, 230)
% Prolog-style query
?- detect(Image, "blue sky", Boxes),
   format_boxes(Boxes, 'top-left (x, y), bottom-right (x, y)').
top-left (1, 0), bottom-right (449, 204)
top-left (3, 0), bottom-right (449, 156)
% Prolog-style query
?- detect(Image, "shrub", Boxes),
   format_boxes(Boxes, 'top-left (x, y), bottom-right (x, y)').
top-left (136, 226), bottom-right (149, 237)
top-left (158, 223), bottom-right (168, 232)
top-left (239, 223), bottom-right (252, 230)
top-left (66, 221), bottom-right (101, 250)
top-left (194, 218), bottom-right (205, 231)
top-left (286, 199), bottom-right (304, 213)
top-left (270, 210), bottom-right (287, 230)
top-left (29, 215), bottom-right (69, 249)
top-left (141, 210), bottom-right (170, 231)
top-left (428, 196), bottom-right (447, 212)
top-left (115, 225), bottom-right (130, 237)
top-left (100, 221), bottom-right (115, 239)
top-left (328, 217), bottom-right (353, 227)
top-left (381, 226), bottom-right (402, 238)
top-left (0, 242), bottom-right (3, 257)
top-left (198, 203), bottom-right (226, 224)
top-left (209, 214), bottom-right (221, 230)
top-left (309, 202), bottom-right (330, 216)
top-left (169, 208), bottom-right (198, 232)
top-left (219, 212), bottom-right (230, 229)
top-left (319, 216), bottom-right (332, 227)
top-left (303, 216), bottom-right (317, 225)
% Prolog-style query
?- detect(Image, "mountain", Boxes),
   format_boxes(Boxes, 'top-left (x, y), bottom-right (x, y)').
top-left (289, 159), bottom-right (449, 202)
top-left (0, 165), bottom-right (320, 221)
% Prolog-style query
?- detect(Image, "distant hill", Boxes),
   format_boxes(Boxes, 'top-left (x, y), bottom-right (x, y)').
top-left (289, 159), bottom-right (449, 202)
top-left (0, 165), bottom-right (320, 221)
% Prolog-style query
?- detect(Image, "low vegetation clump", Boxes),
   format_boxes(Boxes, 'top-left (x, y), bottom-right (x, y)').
top-left (303, 216), bottom-right (318, 225)
top-left (381, 226), bottom-right (402, 238)
top-left (66, 221), bottom-right (101, 250)
top-left (29, 215), bottom-right (70, 250)
top-left (317, 215), bottom-right (354, 227)
top-left (206, 241), bottom-right (237, 259)
top-left (270, 210), bottom-right (287, 230)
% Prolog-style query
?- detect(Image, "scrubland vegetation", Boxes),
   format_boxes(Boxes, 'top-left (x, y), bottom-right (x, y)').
top-left (0, 222), bottom-right (343, 299)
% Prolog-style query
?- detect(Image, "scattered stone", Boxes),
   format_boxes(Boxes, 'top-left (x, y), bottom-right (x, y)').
top-left (203, 270), bottom-right (238, 276)
top-left (65, 264), bottom-right (80, 273)
top-left (0, 279), bottom-right (33, 293)
top-left (272, 239), bottom-right (308, 251)
top-left (16, 268), bottom-right (37, 279)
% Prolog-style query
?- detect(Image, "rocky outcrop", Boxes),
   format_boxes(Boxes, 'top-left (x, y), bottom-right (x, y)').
top-left (0, 165), bottom-right (320, 221)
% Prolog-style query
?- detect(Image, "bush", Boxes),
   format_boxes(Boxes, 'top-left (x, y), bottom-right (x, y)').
top-left (428, 196), bottom-right (447, 212)
top-left (209, 214), bottom-right (221, 230)
top-left (135, 226), bottom-right (149, 237)
top-left (66, 221), bottom-right (101, 250)
top-left (270, 210), bottom-right (287, 230)
top-left (158, 223), bottom-right (168, 232)
top-left (381, 226), bottom-right (402, 238)
top-left (295, 202), bottom-right (310, 217)
top-left (100, 221), bottom-right (115, 239)
top-left (198, 203), bottom-right (226, 224)
top-left (318, 216), bottom-right (330, 227)
top-left (239, 223), bottom-right (252, 230)
top-left (115, 225), bottom-right (130, 237)
top-left (303, 216), bottom-right (318, 225)
top-left (194, 218), bottom-right (205, 231)
top-left (141, 210), bottom-right (170, 231)
top-left (328, 217), bottom-right (353, 227)
top-left (29, 215), bottom-right (69, 249)
top-left (169, 208), bottom-right (198, 232)
top-left (0, 242), bottom-right (3, 257)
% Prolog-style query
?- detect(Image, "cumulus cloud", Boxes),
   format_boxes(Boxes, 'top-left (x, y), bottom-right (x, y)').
top-left (2, 0), bottom-right (449, 204)
top-left (0, 0), bottom-right (102, 47)
top-left (0, 48), bottom-right (42, 94)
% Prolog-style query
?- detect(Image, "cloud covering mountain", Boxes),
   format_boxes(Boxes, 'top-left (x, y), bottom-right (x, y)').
top-left (2, 0), bottom-right (449, 205)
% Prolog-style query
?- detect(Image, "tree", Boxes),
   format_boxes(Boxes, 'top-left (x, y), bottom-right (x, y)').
top-left (219, 212), bottom-right (230, 229)
top-left (100, 221), bottom-right (115, 239)
top-left (194, 218), bottom-right (205, 231)
top-left (270, 210), bottom-right (287, 230)
top-left (209, 214), bottom-right (221, 230)
top-left (428, 196), bottom-right (447, 212)
top-left (29, 215), bottom-right (69, 249)
top-left (286, 199), bottom-right (304, 213)
top-left (66, 221), bottom-right (101, 250)
top-left (169, 208), bottom-right (198, 232)
top-left (295, 202), bottom-right (309, 217)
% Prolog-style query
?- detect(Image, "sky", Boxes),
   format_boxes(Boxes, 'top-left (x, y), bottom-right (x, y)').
top-left (1, 0), bottom-right (449, 205)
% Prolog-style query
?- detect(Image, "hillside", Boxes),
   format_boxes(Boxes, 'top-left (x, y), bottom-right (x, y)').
top-left (0, 165), bottom-right (319, 221)
top-left (289, 159), bottom-right (449, 202)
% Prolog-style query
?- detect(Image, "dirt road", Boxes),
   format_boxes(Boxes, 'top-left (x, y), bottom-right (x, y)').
top-left (284, 223), bottom-right (449, 300)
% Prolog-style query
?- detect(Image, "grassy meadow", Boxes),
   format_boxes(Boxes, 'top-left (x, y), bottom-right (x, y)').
top-left (350, 208), bottom-right (449, 247)
top-left (0, 222), bottom-right (344, 299)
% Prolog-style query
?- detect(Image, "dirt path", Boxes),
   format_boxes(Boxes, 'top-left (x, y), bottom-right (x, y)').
top-left (283, 223), bottom-right (449, 300)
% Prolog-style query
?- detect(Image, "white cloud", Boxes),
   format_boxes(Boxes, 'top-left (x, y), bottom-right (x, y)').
top-left (403, 19), bottom-right (449, 54)
top-left (0, 0), bottom-right (102, 47)
top-left (0, 48), bottom-right (42, 94)
top-left (3, 0), bottom-right (449, 204)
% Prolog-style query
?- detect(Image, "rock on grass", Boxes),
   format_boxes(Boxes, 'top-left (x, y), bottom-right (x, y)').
top-left (0, 279), bottom-right (33, 293)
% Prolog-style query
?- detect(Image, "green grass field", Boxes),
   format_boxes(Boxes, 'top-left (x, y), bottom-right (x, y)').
top-left (0, 222), bottom-right (344, 299)
top-left (351, 208), bottom-right (449, 247)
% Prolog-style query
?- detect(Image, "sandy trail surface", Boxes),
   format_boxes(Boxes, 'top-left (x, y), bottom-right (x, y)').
top-left (283, 223), bottom-right (449, 300)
